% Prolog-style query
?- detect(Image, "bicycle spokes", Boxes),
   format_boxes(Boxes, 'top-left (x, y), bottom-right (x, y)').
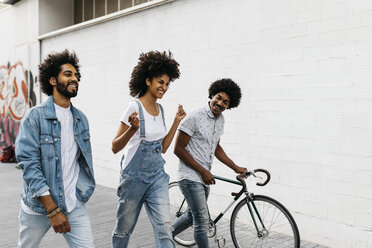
top-left (231, 195), bottom-right (300, 247)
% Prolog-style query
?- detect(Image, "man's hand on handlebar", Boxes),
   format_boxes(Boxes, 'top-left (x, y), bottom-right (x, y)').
top-left (234, 166), bottom-right (248, 175)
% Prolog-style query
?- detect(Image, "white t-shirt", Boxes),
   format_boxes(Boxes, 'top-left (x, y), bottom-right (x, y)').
top-left (120, 100), bottom-right (167, 170)
top-left (54, 104), bottom-right (80, 213)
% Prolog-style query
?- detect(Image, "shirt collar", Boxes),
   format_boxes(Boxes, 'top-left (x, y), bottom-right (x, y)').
top-left (205, 102), bottom-right (220, 119)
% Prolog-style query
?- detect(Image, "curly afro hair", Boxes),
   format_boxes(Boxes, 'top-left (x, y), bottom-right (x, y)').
top-left (208, 78), bottom-right (242, 109)
top-left (38, 49), bottom-right (81, 96)
top-left (129, 51), bottom-right (180, 97)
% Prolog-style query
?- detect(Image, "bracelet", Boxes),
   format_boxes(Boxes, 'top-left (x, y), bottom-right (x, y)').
top-left (47, 207), bottom-right (59, 215)
top-left (47, 207), bottom-right (61, 218)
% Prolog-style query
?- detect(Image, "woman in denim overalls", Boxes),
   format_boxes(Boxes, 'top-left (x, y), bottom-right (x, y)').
top-left (111, 51), bottom-right (186, 248)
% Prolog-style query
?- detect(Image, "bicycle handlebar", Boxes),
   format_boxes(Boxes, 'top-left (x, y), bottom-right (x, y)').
top-left (252, 168), bottom-right (271, 186)
top-left (231, 168), bottom-right (271, 197)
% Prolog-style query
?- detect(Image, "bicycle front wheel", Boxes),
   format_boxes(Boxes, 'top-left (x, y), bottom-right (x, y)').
top-left (168, 182), bottom-right (196, 246)
top-left (230, 195), bottom-right (300, 248)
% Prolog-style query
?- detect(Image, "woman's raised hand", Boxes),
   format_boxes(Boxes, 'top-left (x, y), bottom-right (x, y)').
top-left (176, 104), bottom-right (186, 121)
top-left (128, 111), bottom-right (140, 130)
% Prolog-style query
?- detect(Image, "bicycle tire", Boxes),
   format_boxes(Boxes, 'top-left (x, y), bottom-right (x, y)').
top-left (230, 195), bottom-right (300, 248)
top-left (168, 182), bottom-right (196, 246)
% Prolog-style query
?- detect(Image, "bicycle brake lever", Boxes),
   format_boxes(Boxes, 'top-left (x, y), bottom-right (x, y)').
top-left (247, 171), bottom-right (255, 177)
top-left (249, 170), bottom-right (263, 180)
top-left (254, 175), bottom-right (263, 180)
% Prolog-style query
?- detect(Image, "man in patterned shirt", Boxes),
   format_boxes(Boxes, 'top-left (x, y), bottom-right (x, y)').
top-left (172, 78), bottom-right (247, 247)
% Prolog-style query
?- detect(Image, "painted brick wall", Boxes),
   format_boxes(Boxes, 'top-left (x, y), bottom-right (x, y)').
top-left (40, 0), bottom-right (372, 247)
top-left (0, 0), bottom-right (41, 153)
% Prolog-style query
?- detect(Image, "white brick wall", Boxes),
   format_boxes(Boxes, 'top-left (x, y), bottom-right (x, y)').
top-left (0, 0), bottom-right (39, 63)
top-left (39, 0), bottom-right (372, 247)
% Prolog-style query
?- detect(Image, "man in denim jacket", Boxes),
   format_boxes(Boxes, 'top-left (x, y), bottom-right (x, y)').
top-left (15, 50), bottom-right (95, 247)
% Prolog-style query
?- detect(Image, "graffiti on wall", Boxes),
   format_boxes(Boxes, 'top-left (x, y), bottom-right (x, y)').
top-left (0, 62), bottom-right (37, 149)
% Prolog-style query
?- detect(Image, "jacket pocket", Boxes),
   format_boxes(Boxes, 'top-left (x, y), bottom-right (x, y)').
top-left (80, 131), bottom-right (92, 154)
top-left (40, 134), bottom-right (55, 158)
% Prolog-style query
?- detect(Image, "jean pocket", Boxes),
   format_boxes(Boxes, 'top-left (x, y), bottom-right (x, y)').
top-left (117, 176), bottom-right (131, 197)
top-left (139, 149), bottom-right (154, 172)
top-left (139, 146), bottom-right (163, 172)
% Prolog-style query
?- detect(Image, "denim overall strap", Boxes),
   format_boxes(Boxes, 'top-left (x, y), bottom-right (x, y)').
top-left (133, 100), bottom-right (146, 138)
top-left (157, 103), bottom-right (166, 130)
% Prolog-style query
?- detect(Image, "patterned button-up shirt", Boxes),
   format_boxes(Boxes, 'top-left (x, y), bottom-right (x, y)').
top-left (178, 104), bottom-right (224, 184)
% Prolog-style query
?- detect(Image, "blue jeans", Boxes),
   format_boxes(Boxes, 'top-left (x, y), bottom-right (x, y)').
top-left (17, 199), bottom-right (94, 248)
top-left (172, 179), bottom-right (210, 247)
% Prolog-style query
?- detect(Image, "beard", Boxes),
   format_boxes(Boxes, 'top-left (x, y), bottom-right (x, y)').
top-left (56, 80), bottom-right (78, 98)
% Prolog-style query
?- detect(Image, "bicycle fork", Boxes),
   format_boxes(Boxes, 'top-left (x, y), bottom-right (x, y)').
top-left (245, 193), bottom-right (269, 238)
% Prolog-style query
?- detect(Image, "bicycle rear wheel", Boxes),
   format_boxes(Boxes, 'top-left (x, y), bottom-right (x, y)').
top-left (168, 182), bottom-right (196, 246)
top-left (230, 195), bottom-right (300, 248)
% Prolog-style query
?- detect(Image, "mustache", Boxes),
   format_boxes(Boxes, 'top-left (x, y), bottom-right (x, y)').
top-left (67, 81), bottom-right (78, 86)
top-left (214, 103), bottom-right (222, 110)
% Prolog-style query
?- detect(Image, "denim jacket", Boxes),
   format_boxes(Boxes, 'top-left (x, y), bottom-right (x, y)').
top-left (15, 96), bottom-right (95, 215)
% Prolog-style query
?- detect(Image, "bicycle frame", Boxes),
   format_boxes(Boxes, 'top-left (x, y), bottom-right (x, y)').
top-left (173, 171), bottom-right (271, 240)
top-left (211, 175), bottom-right (242, 224)
top-left (171, 169), bottom-right (299, 248)
top-left (211, 174), bottom-right (268, 238)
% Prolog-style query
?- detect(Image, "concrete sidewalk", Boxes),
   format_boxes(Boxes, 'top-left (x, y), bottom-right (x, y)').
top-left (1, 162), bottom-right (155, 248)
top-left (0, 163), bottom-right (328, 248)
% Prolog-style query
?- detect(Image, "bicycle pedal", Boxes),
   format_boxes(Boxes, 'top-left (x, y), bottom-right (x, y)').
top-left (217, 236), bottom-right (226, 248)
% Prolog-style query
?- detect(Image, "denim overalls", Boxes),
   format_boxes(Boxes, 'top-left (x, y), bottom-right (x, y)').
top-left (112, 100), bottom-right (175, 248)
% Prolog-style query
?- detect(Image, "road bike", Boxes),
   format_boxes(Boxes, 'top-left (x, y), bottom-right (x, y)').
top-left (168, 169), bottom-right (300, 247)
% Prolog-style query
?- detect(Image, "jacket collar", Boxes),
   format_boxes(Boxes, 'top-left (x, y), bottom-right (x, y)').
top-left (44, 95), bottom-right (80, 121)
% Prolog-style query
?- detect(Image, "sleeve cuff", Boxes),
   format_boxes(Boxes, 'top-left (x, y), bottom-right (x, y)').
top-left (40, 191), bottom-right (51, 196)
top-left (179, 126), bottom-right (193, 137)
top-left (32, 185), bottom-right (50, 199)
